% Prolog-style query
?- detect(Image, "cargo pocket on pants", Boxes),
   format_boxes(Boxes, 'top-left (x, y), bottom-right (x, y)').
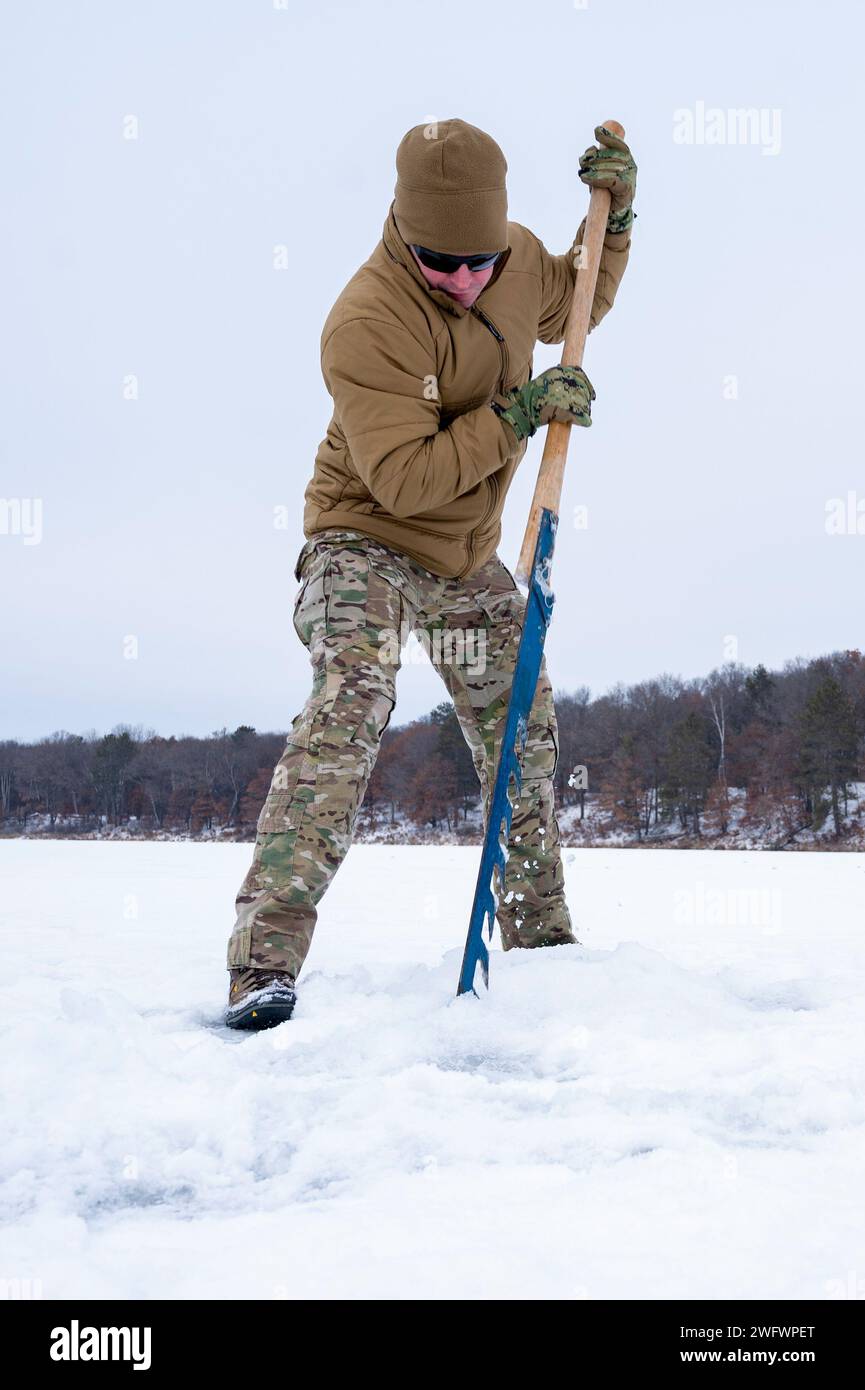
top-left (293, 551), bottom-right (333, 649)
top-left (256, 689), bottom-right (395, 838)
top-left (519, 718), bottom-right (559, 784)
top-left (547, 718), bottom-right (560, 779)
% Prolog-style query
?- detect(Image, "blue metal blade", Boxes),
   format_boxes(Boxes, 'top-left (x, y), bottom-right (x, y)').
top-left (457, 507), bottom-right (558, 997)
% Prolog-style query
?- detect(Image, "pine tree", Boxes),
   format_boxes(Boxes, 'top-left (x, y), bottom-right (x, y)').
top-left (797, 676), bottom-right (858, 836)
top-left (430, 701), bottom-right (478, 819)
top-left (90, 729), bottom-right (138, 825)
top-left (664, 710), bottom-right (714, 837)
top-left (744, 663), bottom-right (776, 716)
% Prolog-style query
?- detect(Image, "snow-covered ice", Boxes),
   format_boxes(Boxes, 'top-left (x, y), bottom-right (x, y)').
top-left (1, 841), bottom-right (863, 1300)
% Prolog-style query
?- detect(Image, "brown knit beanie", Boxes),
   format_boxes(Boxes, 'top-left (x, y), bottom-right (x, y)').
top-left (393, 118), bottom-right (508, 255)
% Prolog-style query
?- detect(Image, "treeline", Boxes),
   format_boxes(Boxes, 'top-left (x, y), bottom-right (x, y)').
top-left (0, 725), bottom-right (286, 835)
top-left (366, 650), bottom-right (864, 842)
top-left (1, 650), bottom-right (863, 844)
top-left (551, 650), bottom-right (863, 842)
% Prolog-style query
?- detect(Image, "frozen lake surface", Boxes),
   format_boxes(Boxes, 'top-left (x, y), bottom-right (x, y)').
top-left (1, 841), bottom-right (863, 1300)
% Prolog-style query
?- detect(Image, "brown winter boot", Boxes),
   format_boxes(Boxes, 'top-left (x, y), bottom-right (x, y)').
top-left (225, 968), bottom-right (297, 1031)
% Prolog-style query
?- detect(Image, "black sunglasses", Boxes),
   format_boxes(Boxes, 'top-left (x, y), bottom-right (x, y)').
top-left (411, 245), bottom-right (500, 275)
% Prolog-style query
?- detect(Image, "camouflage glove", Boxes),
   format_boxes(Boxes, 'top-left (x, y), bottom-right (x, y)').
top-left (491, 364), bottom-right (595, 444)
top-left (578, 125), bottom-right (637, 237)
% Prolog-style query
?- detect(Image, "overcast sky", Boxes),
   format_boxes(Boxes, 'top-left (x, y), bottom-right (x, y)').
top-left (2, 0), bottom-right (862, 742)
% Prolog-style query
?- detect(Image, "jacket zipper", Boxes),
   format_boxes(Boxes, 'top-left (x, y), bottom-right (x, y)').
top-left (472, 305), bottom-right (509, 393)
top-left (461, 306), bottom-right (509, 576)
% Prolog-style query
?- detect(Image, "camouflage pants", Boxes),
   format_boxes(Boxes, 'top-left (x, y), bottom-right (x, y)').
top-left (227, 528), bottom-right (574, 979)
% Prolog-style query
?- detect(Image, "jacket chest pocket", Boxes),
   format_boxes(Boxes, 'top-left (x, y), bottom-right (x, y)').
top-left (508, 357), bottom-right (532, 391)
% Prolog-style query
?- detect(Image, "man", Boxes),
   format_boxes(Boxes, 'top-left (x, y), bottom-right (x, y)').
top-left (225, 118), bottom-right (636, 1029)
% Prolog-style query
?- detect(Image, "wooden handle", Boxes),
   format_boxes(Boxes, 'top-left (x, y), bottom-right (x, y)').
top-left (514, 119), bottom-right (625, 585)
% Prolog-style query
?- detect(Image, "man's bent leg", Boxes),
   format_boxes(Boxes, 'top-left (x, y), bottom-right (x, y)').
top-left (497, 690), bottom-right (573, 949)
top-left (424, 555), bottom-right (575, 950)
top-left (226, 542), bottom-right (402, 980)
